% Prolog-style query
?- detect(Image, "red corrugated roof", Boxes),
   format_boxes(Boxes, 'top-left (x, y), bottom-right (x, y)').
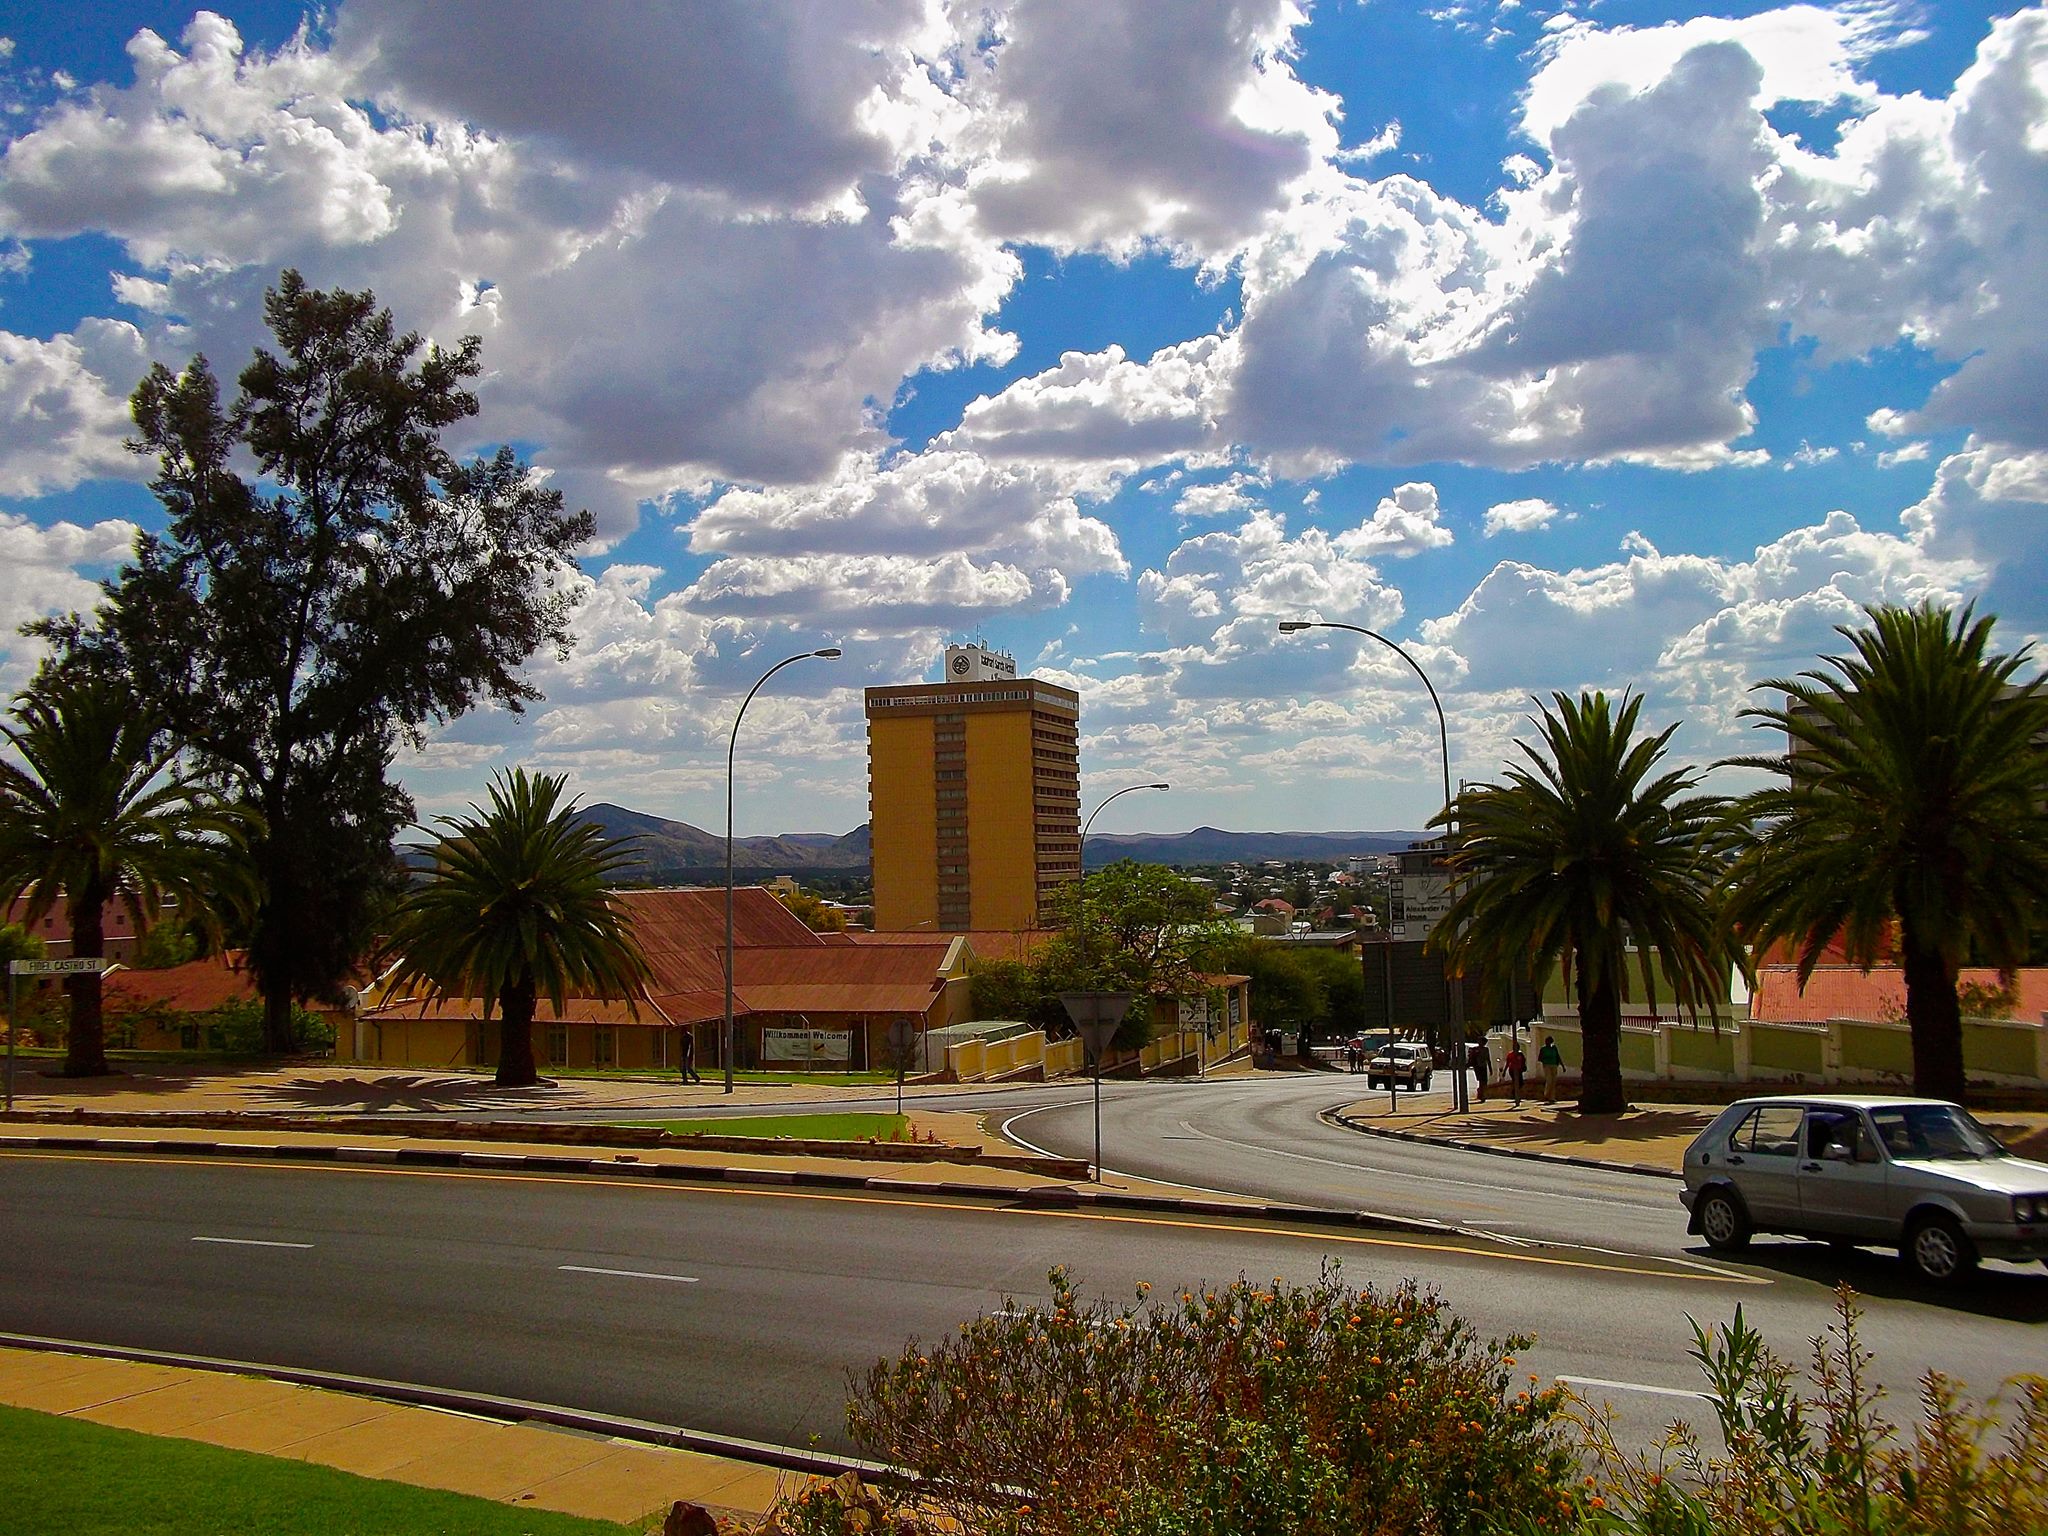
top-left (102, 954), bottom-right (257, 1013)
top-left (1751, 966), bottom-right (2048, 1024)
top-left (366, 887), bottom-right (960, 1028)
top-left (853, 929), bottom-right (1058, 962)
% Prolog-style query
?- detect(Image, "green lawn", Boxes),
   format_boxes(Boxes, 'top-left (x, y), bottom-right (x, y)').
top-left (621, 1112), bottom-right (911, 1141)
top-left (0, 1404), bottom-right (641, 1535)
top-left (566, 1068), bottom-right (900, 1085)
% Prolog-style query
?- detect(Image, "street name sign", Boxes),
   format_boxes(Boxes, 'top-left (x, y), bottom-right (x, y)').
top-left (9, 958), bottom-right (108, 976)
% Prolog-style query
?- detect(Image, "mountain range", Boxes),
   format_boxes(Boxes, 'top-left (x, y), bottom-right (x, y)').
top-left (569, 803), bottom-right (1425, 881)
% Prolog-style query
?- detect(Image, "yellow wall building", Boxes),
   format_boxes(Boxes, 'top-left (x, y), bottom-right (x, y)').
top-left (866, 668), bottom-right (1080, 932)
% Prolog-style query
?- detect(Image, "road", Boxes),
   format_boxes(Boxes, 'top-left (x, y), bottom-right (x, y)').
top-left (3, 1146), bottom-right (2043, 1458)
top-left (528, 1072), bottom-right (1709, 1253)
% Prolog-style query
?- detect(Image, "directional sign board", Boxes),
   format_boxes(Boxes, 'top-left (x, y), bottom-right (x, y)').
top-left (9, 958), bottom-right (107, 976)
top-left (1059, 991), bottom-right (1133, 1061)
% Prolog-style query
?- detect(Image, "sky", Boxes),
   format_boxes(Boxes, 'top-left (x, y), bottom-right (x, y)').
top-left (0, 1), bottom-right (2043, 839)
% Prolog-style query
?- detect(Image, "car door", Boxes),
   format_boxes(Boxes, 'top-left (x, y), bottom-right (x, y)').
top-left (1724, 1103), bottom-right (1806, 1227)
top-left (1795, 1109), bottom-right (1891, 1239)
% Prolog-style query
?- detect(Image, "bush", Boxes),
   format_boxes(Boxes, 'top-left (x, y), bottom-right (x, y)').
top-left (839, 1265), bottom-right (1581, 1536)
top-left (1565, 1286), bottom-right (2048, 1536)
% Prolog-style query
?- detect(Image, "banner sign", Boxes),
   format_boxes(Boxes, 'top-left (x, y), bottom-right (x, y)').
top-left (762, 1027), bottom-right (851, 1065)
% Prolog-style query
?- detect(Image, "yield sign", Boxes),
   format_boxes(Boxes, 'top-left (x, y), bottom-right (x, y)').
top-left (1059, 991), bottom-right (1134, 1061)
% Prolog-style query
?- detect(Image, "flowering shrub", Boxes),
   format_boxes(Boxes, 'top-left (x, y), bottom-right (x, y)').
top-left (1563, 1286), bottom-right (2048, 1536)
top-left (838, 1264), bottom-right (1580, 1536)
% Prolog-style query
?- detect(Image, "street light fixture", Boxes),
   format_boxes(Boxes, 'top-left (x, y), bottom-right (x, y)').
top-left (1064, 780), bottom-right (1169, 1180)
top-left (1278, 619), bottom-right (1469, 1112)
top-left (724, 647), bottom-right (842, 1095)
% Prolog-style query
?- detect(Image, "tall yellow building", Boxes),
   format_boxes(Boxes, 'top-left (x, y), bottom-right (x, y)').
top-left (866, 647), bottom-right (1080, 931)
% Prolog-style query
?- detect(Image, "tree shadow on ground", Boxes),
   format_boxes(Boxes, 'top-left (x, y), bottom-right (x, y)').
top-left (1688, 1237), bottom-right (2048, 1324)
top-left (247, 1074), bottom-right (576, 1113)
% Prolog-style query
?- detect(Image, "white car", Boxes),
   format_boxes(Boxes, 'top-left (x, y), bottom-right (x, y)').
top-left (1679, 1095), bottom-right (2048, 1282)
top-left (1367, 1041), bottom-right (1434, 1092)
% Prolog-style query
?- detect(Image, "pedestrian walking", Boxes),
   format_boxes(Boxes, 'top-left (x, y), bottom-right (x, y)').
top-left (1505, 1042), bottom-right (1526, 1105)
top-left (1538, 1034), bottom-right (1563, 1103)
top-left (1470, 1039), bottom-right (1491, 1098)
top-left (679, 1023), bottom-right (704, 1085)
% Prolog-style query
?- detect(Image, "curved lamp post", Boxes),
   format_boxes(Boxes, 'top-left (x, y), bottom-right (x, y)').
top-left (1066, 780), bottom-right (1168, 1180)
top-left (724, 647), bottom-right (842, 1094)
top-left (1278, 619), bottom-right (1468, 1112)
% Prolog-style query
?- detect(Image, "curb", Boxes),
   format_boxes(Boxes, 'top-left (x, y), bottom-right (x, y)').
top-left (1323, 1109), bottom-right (1684, 1181)
top-left (0, 1330), bottom-right (891, 1483)
top-left (0, 1131), bottom-right (1464, 1236)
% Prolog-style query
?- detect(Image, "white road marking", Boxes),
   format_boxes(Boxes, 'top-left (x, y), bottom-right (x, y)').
top-left (1558, 1374), bottom-right (1712, 1404)
top-left (191, 1236), bottom-right (313, 1250)
top-left (558, 1264), bottom-right (700, 1284)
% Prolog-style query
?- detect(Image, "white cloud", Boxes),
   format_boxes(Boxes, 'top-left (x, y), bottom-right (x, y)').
top-left (333, 0), bottom-right (948, 214)
top-left (962, 0), bottom-right (1339, 260)
top-left (1137, 508), bottom-right (1404, 648)
top-left (0, 509), bottom-right (138, 635)
top-left (1334, 481), bottom-right (1454, 558)
top-left (1482, 497), bottom-right (1560, 535)
top-left (684, 448), bottom-right (1123, 576)
top-left (0, 9), bottom-right (1024, 538)
top-left (0, 321), bottom-right (149, 496)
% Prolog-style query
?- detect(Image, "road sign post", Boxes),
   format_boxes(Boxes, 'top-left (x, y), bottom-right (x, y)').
top-left (7, 958), bottom-right (109, 1112)
top-left (1059, 991), bottom-right (1133, 1182)
top-left (886, 1018), bottom-right (917, 1119)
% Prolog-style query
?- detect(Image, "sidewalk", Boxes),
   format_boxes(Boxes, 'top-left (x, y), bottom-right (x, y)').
top-left (0, 1342), bottom-right (802, 1527)
top-left (1333, 1094), bottom-right (2048, 1175)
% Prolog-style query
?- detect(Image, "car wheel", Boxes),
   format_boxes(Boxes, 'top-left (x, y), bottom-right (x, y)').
top-left (1421, 1075), bottom-right (1432, 1091)
top-left (1903, 1213), bottom-right (1977, 1283)
top-left (1698, 1188), bottom-right (1750, 1252)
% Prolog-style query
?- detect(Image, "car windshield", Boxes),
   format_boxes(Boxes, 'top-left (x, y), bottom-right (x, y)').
top-left (1866, 1105), bottom-right (2008, 1162)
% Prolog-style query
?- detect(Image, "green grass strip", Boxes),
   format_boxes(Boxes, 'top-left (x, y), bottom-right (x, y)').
top-left (620, 1112), bottom-right (911, 1141)
top-left (0, 1403), bottom-right (640, 1535)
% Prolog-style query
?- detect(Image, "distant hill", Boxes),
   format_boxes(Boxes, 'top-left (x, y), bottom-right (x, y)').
top-left (1082, 826), bottom-right (1426, 867)
top-left (512, 805), bottom-right (1420, 880)
top-left (576, 803), bottom-right (870, 881)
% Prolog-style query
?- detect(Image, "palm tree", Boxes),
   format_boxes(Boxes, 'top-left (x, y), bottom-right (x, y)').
top-left (1723, 603), bottom-right (2048, 1103)
top-left (0, 673), bottom-right (242, 1077)
top-left (1428, 691), bottom-right (1740, 1115)
top-left (382, 769), bottom-right (650, 1088)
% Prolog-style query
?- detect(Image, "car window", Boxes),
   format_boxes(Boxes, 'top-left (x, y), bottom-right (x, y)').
top-left (1867, 1105), bottom-right (2007, 1162)
top-left (1737, 1105), bottom-right (1805, 1156)
top-left (1805, 1111), bottom-right (1876, 1162)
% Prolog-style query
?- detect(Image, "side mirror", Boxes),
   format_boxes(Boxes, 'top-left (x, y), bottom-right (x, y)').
top-left (1822, 1142), bottom-right (1852, 1162)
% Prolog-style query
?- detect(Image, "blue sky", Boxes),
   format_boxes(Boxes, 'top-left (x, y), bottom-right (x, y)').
top-left (1, 1), bottom-right (2042, 837)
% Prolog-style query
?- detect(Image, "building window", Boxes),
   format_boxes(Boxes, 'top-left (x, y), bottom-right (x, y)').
top-left (545, 1025), bottom-right (568, 1064)
top-left (593, 1027), bottom-right (615, 1066)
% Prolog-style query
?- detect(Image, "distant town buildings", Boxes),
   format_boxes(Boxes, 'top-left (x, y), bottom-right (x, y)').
top-left (864, 645), bottom-right (1080, 932)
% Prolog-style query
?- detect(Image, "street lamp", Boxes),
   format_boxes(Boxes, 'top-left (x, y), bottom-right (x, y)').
top-left (1064, 780), bottom-right (1168, 1180)
top-left (724, 647), bottom-right (842, 1095)
top-left (1278, 619), bottom-right (1469, 1113)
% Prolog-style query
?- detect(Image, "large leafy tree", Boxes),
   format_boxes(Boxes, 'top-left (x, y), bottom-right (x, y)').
top-left (42, 272), bottom-right (591, 1051)
top-left (1042, 861), bottom-right (1233, 1044)
top-left (0, 674), bottom-right (243, 1076)
top-left (382, 770), bottom-right (650, 1088)
top-left (1723, 603), bottom-right (2048, 1103)
top-left (1429, 692), bottom-right (1739, 1114)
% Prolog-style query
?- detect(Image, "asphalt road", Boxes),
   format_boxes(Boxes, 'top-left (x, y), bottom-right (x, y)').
top-left (4, 1148), bottom-right (2043, 1458)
